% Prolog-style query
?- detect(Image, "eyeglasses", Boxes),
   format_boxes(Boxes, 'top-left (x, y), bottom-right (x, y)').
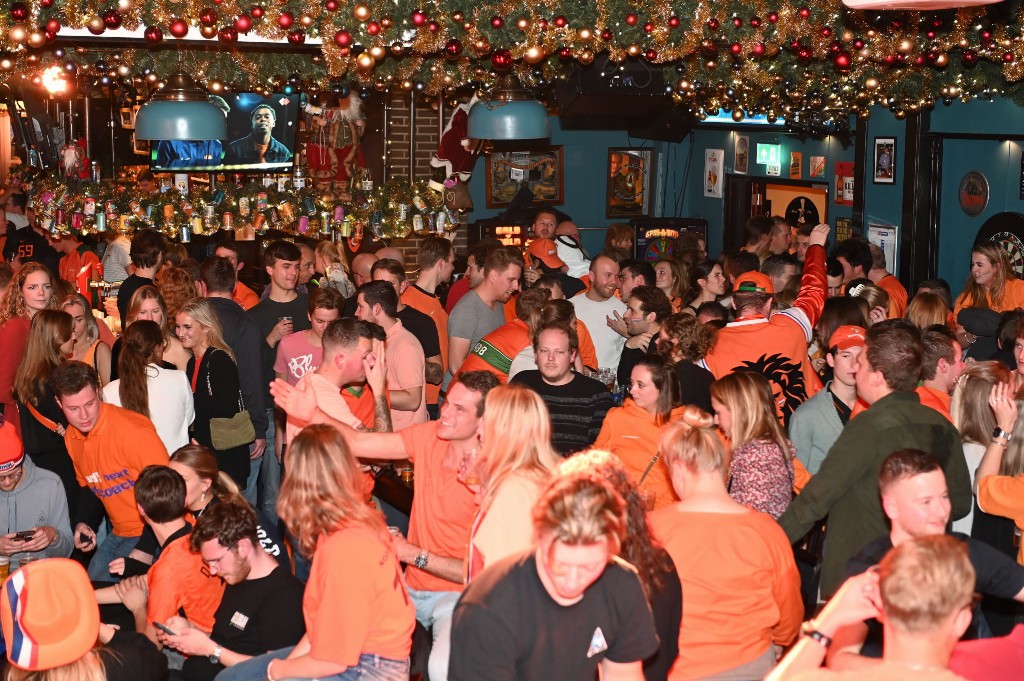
top-left (0, 466), bottom-right (24, 483)
top-left (203, 546), bottom-right (234, 570)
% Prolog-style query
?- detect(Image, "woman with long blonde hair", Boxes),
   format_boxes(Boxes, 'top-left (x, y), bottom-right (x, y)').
top-left (60, 293), bottom-right (111, 386)
top-left (12, 309), bottom-right (78, 520)
top-left (0, 262), bottom-right (56, 434)
top-left (710, 371), bottom-right (795, 519)
top-left (464, 384), bottom-right (559, 580)
top-left (955, 241), bottom-right (1024, 317)
top-left (650, 407), bottom-right (801, 681)
top-left (176, 298), bottom-right (251, 488)
top-left (223, 424), bottom-right (415, 681)
top-left (311, 240), bottom-right (355, 297)
top-left (109, 285), bottom-right (189, 382)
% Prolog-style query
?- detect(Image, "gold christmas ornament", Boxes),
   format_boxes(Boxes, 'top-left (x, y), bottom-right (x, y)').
top-left (353, 5), bottom-right (371, 22)
top-left (524, 46), bottom-right (545, 64)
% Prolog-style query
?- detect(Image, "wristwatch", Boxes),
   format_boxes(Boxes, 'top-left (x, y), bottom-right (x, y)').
top-left (800, 621), bottom-right (832, 649)
top-left (414, 551), bottom-right (429, 570)
top-left (993, 427), bottom-right (1013, 441)
top-left (209, 645), bottom-right (223, 665)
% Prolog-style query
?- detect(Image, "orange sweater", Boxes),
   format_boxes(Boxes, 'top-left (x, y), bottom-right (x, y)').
top-left (650, 506), bottom-right (803, 679)
top-left (594, 400), bottom-right (685, 511)
top-left (954, 278), bottom-right (1024, 319)
top-left (457, 319), bottom-right (531, 383)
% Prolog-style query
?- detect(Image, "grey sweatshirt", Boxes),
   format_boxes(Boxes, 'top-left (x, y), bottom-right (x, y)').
top-left (0, 458), bottom-right (73, 566)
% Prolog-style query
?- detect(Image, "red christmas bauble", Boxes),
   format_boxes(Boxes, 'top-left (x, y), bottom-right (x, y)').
top-left (668, 16), bottom-right (680, 28)
top-left (490, 48), bottom-right (513, 71)
top-left (767, 12), bottom-right (778, 23)
top-left (444, 38), bottom-right (462, 58)
top-left (729, 42), bottom-right (742, 55)
top-left (601, 29), bottom-right (613, 40)
top-left (287, 28), bottom-right (304, 43)
top-left (821, 27), bottom-right (832, 38)
top-left (752, 42), bottom-right (765, 57)
top-left (45, 18), bottom-right (60, 33)
top-left (798, 7), bottom-right (811, 18)
top-left (366, 21), bottom-right (380, 35)
top-left (490, 16), bottom-right (503, 28)
top-left (643, 22), bottom-right (653, 33)
top-left (277, 11), bottom-right (293, 28)
top-left (558, 46), bottom-right (572, 59)
top-left (103, 9), bottom-right (122, 29)
top-left (9, 2), bottom-right (27, 21)
top-left (797, 47), bottom-right (812, 60)
top-left (199, 8), bottom-right (217, 26)
top-left (234, 13), bottom-right (252, 32)
top-left (1005, 51), bottom-right (1015, 63)
top-left (428, 20), bottom-right (439, 32)
top-left (834, 52), bottom-right (852, 69)
top-left (218, 25), bottom-right (238, 42)
top-left (962, 49), bottom-right (978, 66)
top-left (411, 10), bottom-right (427, 26)
top-left (644, 49), bottom-right (657, 61)
top-left (334, 29), bottom-right (351, 46)
top-left (44, 29), bottom-right (55, 41)
top-left (625, 13), bottom-right (638, 26)
top-left (144, 25), bottom-right (163, 42)
top-left (707, 18), bottom-right (719, 30)
top-left (732, 17), bottom-right (742, 27)
top-left (750, 16), bottom-right (761, 28)
top-left (40, 0), bottom-right (52, 7)
top-left (324, 0), bottom-right (338, 11)
top-left (169, 18), bottom-right (188, 37)
top-left (853, 39), bottom-right (864, 49)
top-left (553, 15), bottom-right (566, 28)
top-left (250, 5), bottom-right (263, 18)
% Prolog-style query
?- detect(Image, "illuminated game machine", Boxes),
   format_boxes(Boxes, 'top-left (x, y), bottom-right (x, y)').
top-left (631, 218), bottom-right (708, 262)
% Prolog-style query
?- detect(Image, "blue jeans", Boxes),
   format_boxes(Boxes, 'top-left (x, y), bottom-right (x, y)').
top-left (260, 408), bottom-right (281, 524)
top-left (244, 451), bottom-right (261, 506)
top-left (409, 589), bottom-right (460, 681)
top-left (215, 647), bottom-right (410, 681)
top-left (87, 533), bottom-right (139, 583)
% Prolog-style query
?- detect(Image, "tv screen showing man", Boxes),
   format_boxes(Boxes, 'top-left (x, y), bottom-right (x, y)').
top-left (225, 103), bottom-right (293, 166)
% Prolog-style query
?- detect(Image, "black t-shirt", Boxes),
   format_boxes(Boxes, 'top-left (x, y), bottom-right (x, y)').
top-left (511, 371), bottom-right (614, 456)
top-left (102, 629), bottom-right (169, 681)
top-left (847, 531), bottom-right (1024, 656)
top-left (397, 305), bottom-right (441, 358)
top-left (2, 228), bottom-right (60, 277)
top-left (247, 295), bottom-right (311, 403)
top-left (181, 564), bottom-right (306, 681)
top-left (673, 360), bottom-right (715, 414)
top-left (116, 274), bottom-right (153, 322)
top-left (450, 552), bottom-right (659, 681)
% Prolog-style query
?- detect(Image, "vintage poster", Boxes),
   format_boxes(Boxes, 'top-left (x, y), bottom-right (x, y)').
top-left (790, 152), bottom-right (802, 179)
top-left (704, 149), bottom-right (724, 198)
top-left (734, 136), bottom-right (749, 175)
top-left (810, 156), bottom-right (826, 178)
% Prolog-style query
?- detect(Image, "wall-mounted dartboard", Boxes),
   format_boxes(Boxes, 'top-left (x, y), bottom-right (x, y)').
top-left (974, 212), bottom-right (1024, 277)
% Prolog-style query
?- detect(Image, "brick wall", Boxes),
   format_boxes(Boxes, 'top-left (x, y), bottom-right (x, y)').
top-left (384, 92), bottom-right (468, 279)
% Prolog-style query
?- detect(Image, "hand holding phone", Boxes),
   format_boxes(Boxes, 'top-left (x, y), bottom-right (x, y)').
top-left (153, 622), bottom-right (178, 636)
top-left (13, 531), bottom-right (35, 542)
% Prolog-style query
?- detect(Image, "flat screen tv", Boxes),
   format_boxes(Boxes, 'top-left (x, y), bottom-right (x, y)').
top-left (150, 92), bottom-right (300, 173)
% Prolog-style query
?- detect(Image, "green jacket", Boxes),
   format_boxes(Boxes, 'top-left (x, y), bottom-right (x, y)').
top-left (778, 390), bottom-right (971, 597)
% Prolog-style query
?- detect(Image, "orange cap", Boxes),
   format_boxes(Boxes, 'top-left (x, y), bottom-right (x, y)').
top-left (734, 271), bottom-right (775, 295)
top-left (526, 238), bottom-right (566, 269)
top-left (829, 325), bottom-right (867, 352)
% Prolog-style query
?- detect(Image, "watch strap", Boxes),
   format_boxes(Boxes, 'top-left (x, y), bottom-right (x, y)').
top-left (801, 621), bottom-right (832, 649)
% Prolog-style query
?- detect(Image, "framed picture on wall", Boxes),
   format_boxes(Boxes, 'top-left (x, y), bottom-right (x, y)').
top-left (873, 137), bottom-right (896, 184)
top-left (606, 148), bottom-right (656, 218)
top-left (485, 146), bottom-right (563, 208)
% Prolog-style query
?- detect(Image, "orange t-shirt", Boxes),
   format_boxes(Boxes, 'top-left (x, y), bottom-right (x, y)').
top-left (233, 281), bottom-right (260, 311)
top-left (58, 246), bottom-right (100, 294)
top-left (147, 532), bottom-right (225, 632)
top-left (954, 278), bottom-right (1024, 319)
top-left (915, 385), bottom-right (952, 422)
top-left (576, 320), bottom-right (599, 371)
top-left (978, 475), bottom-right (1024, 564)
top-left (877, 274), bottom-right (908, 319)
top-left (402, 284), bottom-right (449, 406)
top-left (65, 403), bottom-right (169, 536)
top-left (593, 400), bottom-right (686, 511)
top-left (650, 507), bottom-right (803, 680)
top-left (341, 384), bottom-right (377, 429)
top-left (456, 319), bottom-right (531, 383)
top-left (304, 527), bottom-right (415, 666)
top-left (399, 422), bottom-right (477, 592)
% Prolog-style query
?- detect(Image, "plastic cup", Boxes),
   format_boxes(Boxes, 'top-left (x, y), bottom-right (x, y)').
top-left (638, 489), bottom-right (656, 512)
top-left (0, 556), bottom-right (9, 580)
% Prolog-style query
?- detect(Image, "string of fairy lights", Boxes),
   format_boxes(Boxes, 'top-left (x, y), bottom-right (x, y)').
top-left (1, 1), bottom-right (1024, 123)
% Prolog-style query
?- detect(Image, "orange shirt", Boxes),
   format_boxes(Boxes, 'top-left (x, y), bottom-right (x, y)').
top-left (576, 320), bottom-right (599, 371)
top-left (58, 245), bottom-right (100, 296)
top-left (147, 531), bottom-right (225, 631)
top-left (399, 422), bottom-right (477, 592)
top-left (978, 475), bottom-right (1024, 565)
top-left (402, 284), bottom-right (449, 406)
top-left (65, 403), bottom-right (169, 536)
top-left (954, 278), bottom-right (1024, 319)
top-left (650, 507), bottom-right (802, 680)
top-left (341, 384), bottom-right (377, 429)
top-left (594, 400), bottom-right (686, 511)
top-left (233, 281), bottom-right (260, 311)
top-left (915, 385), bottom-right (952, 422)
top-left (304, 527), bottom-right (415, 666)
top-left (503, 294), bottom-right (517, 323)
top-left (876, 274), bottom-right (908, 319)
top-left (457, 319), bottom-right (531, 383)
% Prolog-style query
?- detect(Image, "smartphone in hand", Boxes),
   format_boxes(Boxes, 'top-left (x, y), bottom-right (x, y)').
top-left (153, 622), bottom-right (178, 636)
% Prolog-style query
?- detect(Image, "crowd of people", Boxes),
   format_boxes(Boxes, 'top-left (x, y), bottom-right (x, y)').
top-left (1, 197), bottom-right (1024, 681)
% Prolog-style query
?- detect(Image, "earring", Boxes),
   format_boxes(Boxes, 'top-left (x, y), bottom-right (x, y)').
top-left (200, 491), bottom-right (206, 503)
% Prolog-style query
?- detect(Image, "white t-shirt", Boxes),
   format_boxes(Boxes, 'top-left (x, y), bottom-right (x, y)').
top-left (102, 364), bottom-right (195, 453)
top-left (571, 293), bottom-right (626, 373)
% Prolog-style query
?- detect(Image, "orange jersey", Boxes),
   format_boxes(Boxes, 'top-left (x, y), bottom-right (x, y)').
top-left (954, 277), bottom-right (1024, 319)
top-left (402, 284), bottom-right (449, 406)
top-left (456, 319), bottom-right (531, 383)
top-left (147, 531), bottom-right (225, 631)
top-left (576, 319), bottom-right (599, 371)
top-left (58, 246), bottom-right (100, 295)
top-left (65, 403), bottom-right (169, 536)
top-left (701, 245), bottom-right (827, 424)
top-left (877, 274), bottom-right (908, 319)
top-left (233, 281), bottom-right (260, 311)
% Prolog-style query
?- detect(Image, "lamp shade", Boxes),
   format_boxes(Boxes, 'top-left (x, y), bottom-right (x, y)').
top-left (134, 73), bottom-right (226, 141)
top-left (467, 75), bottom-right (550, 140)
